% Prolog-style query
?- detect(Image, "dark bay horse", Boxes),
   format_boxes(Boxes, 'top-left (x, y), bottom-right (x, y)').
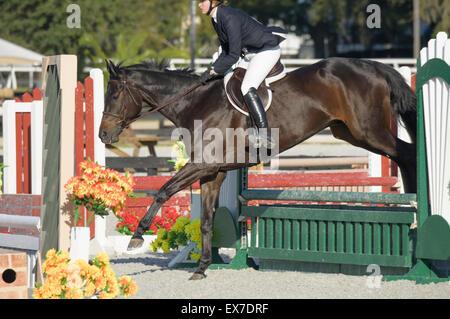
top-left (99, 58), bottom-right (417, 280)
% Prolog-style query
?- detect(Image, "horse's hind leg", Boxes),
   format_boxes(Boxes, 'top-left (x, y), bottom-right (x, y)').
top-left (190, 171), bottom-right (227, 280)
top-left (330, 123), bottom-right (416, 193)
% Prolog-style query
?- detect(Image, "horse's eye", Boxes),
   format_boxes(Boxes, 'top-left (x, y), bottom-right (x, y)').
top-left (112, 93), bottom-right (120, 100)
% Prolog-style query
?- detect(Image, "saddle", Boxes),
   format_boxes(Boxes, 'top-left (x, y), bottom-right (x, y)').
top-left (224, 59), bottom-right (286, 115)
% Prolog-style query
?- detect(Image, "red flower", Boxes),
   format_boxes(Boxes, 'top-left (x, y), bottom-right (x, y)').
top-left (115, 206), bottom-right (183, 235)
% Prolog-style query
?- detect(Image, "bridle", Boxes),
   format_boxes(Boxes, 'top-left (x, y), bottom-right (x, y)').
top-left (103, 74), bottom-right (201, 129)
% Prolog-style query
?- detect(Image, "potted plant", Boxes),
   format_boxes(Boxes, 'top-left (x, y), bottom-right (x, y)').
top-left (150, 216), bottom-right (202, 261)
top-left (64, 159), bottom-right (135, 261)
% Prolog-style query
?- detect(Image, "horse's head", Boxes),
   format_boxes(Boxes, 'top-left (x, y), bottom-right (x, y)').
top-left (99, 60), bottom-right (144, 144)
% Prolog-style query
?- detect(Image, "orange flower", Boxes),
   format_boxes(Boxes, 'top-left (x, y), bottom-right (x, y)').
top-left (66, 288), bottom-right (84, 299)
top-left (67, 273), bottom-right (83, 289)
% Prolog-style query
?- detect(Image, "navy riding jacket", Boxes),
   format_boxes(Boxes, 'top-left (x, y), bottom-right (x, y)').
top-left (211, 6), bottom-right (287, 75)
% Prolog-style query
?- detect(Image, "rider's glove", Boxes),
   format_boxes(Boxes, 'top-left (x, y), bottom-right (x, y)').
top-left (199, 67), bottom-right (218, 85)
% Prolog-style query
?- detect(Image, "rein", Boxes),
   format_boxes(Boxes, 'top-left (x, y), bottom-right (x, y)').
top-left (103, 79), bottom-right (202, 128)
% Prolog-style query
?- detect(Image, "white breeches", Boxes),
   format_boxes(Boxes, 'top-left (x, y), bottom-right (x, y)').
top-left (240, 45), bottom-right (281, 96)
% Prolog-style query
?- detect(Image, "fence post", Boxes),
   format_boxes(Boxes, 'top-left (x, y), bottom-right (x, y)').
top-left (90, 68), bottom-right (107, 246)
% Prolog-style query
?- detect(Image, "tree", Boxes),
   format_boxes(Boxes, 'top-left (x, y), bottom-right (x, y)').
top-left (420, 0), bottom-right (450, 37)
top-left (0, 0), bottom-right (193, 74)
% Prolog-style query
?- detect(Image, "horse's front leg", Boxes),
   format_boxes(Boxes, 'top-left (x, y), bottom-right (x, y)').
top-left (127, 163), bottom-right (219, 251)
top-left (190, 171), bottom-right (227, 280)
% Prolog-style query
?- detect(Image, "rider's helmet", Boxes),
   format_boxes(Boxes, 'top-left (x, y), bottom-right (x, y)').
top-left (206, 0), bottom-right (225, 16)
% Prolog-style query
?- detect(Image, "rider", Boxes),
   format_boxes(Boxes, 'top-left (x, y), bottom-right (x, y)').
top-left (198, 0), bottom-right (287, 148)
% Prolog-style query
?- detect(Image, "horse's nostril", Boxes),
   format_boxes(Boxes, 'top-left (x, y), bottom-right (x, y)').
top-left (100, 130), bottom-right (107, 138)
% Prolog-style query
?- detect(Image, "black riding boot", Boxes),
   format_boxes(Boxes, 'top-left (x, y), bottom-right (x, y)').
top-left (243, 87), bottom-right (275, 148)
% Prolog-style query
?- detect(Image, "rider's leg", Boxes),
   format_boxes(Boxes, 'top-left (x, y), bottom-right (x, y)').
top-left (241, 45), bottom-right (280, 148)
top-left (243, 88), bottom-right (271, 148)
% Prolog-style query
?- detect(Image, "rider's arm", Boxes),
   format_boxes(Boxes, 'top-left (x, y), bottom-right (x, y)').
top-left (211, 15), bottom-right (242, 75)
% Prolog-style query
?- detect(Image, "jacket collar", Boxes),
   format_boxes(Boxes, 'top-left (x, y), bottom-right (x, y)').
top-left (211, 6), bottom-right (218, 23)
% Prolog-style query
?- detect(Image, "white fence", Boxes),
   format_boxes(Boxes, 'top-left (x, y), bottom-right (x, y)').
top-left (169, 58), bottom-right (417, 73)
top-left (2, 100), bottom-right (43, 194)
top-left (420, 32), bottom-right (450, 223)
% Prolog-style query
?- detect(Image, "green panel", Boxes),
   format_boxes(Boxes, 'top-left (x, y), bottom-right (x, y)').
top-left (327, 221), bottom-right (336, 253)
top-left (241, 189), bottom-right (416, 205)
top-left (212, 207), bottom-right (238, 248)
top-left (383, 224), bottom-right (391, 256)
top-left (318, 221), bottom-right (326, 252)
top-left (401, 224), bottom-right (410, 257)
top-left (283, 219), bottom-right (291, 250)
top-left (41, 64), bottom-right (61, 257)
top-left (242, 206), bottom-right (415, 224)
top-left (310, 221), bottom-right (317, 251)
top-left (373, 223), bottom-right (381, 255)
top-left (266, 219), bottom-right (274, 248)
top-left (415, 58), bottom-right (450, 92)
top-left (416, 88), bottom-right (430, 228)
top-left (364, 223), bottom-right (372, 255)
top-left (275, 219), bottom-right (282, 249)
top-left (301, 220), bottom-right (308, 250)
top-left (292, 220), bottom-right (300, 250)
top-left (345, 222), bottom-right (353, 253)
top-left (258, 218), bottom-right (265, 248)
top-left (392, 224), bottom-right (400, 256)
top-left (336, 222), bottom-right (344, 253)
top-left (416, 215), bottom-right (450, 260)
top-left (354, 223), bottom-right (362, 254)
top-left (248, 248), bottom-right (412, 268)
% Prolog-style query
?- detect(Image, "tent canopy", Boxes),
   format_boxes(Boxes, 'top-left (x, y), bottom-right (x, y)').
top-left (0, 38), bottom-right (43, 65)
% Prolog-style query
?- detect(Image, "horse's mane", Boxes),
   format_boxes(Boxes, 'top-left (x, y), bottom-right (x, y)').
top-left (118, 58), bottom-right (198, 78)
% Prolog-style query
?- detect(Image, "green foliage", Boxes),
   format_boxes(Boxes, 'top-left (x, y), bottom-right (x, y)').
top-left (0, 0), bottom-right (448, 67)
top-left (420, 0), bottom-right (450, 36)
top-left (150, 217), bottom-right (203, 261)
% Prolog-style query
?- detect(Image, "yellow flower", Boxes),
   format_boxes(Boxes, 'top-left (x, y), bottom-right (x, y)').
top-left (84, 281), bottom-right (96, 297)
top-left (95, 252), bottom-right (110, 266)
top-left (190, 252), bottom-right (201, 261)
top-left (66, 263), bottom-right (80, 276)
top-left (99, 291), bottom-right (115, 299)
top-left (174, 157), bottom-right (189, 171)
top-left (149, 242), bottom-right (158, 252)
top-left (161, 241), bottom-right (170, 253)
top-left (67, 273), bottom-right (83, 289)
top-left (66, 288), bottom-right (84, 299)
top-left (94, 274), bottom-right (107, 291)
top-left (74, 259), bottom-right (90, 277)
top-left (119, 276), bottom-right (132, 286)
top-left (34, 249), bottom-right (138, 299)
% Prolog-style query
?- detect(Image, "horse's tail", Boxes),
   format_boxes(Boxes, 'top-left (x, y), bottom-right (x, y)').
top-left (371, 61), bottom-right (417, 144)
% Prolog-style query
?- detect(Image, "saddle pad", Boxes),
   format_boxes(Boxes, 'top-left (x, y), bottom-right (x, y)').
top-left (224, 64), bottom-right (286, 116)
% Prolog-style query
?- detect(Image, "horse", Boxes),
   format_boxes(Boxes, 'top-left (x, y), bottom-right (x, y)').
top-left (99, 57), bottom-right (417, 280)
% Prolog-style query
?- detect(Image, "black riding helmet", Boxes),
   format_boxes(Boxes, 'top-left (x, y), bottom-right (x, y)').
top-left (206, 0), bottom-right (225, 16)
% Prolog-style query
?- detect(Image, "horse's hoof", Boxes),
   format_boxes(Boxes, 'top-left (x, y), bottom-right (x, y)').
top-left (127, 237), bottom-right (144, 251)
top-left (189, 272), bottom-right (206, 280)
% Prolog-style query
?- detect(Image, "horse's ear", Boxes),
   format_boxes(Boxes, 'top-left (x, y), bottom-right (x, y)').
top-left (105, 59), bottom-right (119, 78)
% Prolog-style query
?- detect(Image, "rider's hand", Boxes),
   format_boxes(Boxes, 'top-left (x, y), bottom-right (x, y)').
top-left (199, 67), bottom-right (218, 85)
